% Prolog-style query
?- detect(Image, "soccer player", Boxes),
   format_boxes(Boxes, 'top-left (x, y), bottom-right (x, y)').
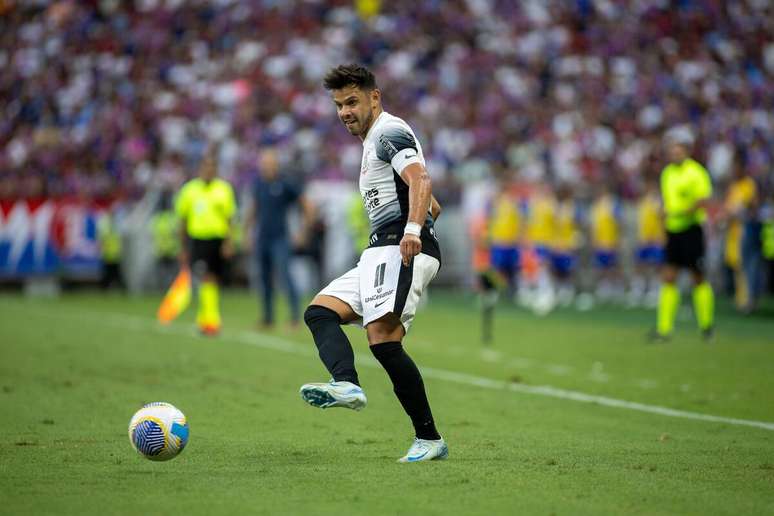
top-left (470, 211), bottom-right (503, 345)
top-left (652, 127), bottom-right (714, 341)
top-left (175, 146), bottom-right (237, 335)
top-left (629, 178), bottom-right (665, 308)
top-left (723, 162), bottom-right (757, 311)
top-left (552, 184), bottom-right (581, 306)
top-left (589, 183), bottom-right (622, 303)
top-left (520, 181), bottom-right (557, 312)
top-left (299, 64), bottom-right (447, 463)
top-left (487, 174), bottom-right (521, 295)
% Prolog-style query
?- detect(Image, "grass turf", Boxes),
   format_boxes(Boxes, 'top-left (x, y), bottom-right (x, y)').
top-left (1, 290), bottom-right (773, 515)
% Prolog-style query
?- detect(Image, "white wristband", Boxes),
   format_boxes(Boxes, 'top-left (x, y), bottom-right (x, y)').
top-left (404, 222), bottom-right (422, 237)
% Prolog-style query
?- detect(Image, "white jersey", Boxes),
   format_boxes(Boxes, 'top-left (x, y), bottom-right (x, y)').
top-left (359, 111), bottom-right (433, 232)
top-left (318, 111), bottom-right (441, 333)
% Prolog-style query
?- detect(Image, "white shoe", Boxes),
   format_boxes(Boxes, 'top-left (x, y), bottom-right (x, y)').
top-left (299, 381), bottom-right (367, 411)
top-left (398, 437), bottom-right (449, 463)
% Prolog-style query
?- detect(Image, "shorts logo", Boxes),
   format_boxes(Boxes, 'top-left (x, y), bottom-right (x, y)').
top-left (373, 262), bottom-right (386, 288)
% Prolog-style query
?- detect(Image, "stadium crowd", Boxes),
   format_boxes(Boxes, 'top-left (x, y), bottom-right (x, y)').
top-left (1, 0), bottom-right (773, 306)
top-left (2, 0), bottom-right (773, 195)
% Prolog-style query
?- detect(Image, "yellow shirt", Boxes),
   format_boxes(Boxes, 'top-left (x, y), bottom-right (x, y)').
top-left (175, 178), bottom-right (236, 239)
top-left (636, 192), bottom-right (664, 245)
top-left (488, 194), bottom-right (520, 246)
top-left (723, 177), bottom-right (757, 267)
top-left (97, 214), bottom-right (122, 263)
top-left (660, 158), bottom-right (712, 233)
top-left (763, 222), bottom-right (774, 260)
top-left (526, 192), bottom-right (556, 247)
top-left (553, 199), bottom-right (579, 252)
top-left (590, 194), bottom-right (619, 250)
top-left (151, 210), bottom-right (180, 258)
top-left (725, 177), bottom-right (756, 215)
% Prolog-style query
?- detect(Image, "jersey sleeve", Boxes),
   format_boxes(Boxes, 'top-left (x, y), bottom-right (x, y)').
top-left (374, 122), bottom-right (423, 174)
top-left (695, 163), bottom-right (713, 200)
top-left (222, 182), bottom-right (236, 220)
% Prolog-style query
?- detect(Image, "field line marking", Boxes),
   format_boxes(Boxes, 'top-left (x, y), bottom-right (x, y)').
top-left (7, 303), bottom-right (774, 432)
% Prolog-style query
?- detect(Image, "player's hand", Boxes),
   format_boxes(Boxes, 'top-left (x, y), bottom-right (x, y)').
top-left (400, 234), bottom-right (421, 266)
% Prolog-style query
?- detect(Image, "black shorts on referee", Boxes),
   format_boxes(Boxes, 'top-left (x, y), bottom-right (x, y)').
top-left (665, 224), bottom-right (705, 272)
top-left (190, 238), bottom-right (225, 279)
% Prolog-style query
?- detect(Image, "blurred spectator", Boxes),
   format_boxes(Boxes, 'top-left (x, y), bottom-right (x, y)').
top-left (589, 183), bottom-right (623, 302)
top-left (629, 177), bottom-right (665, 308)
top-left (244, 147), bottom-right (312, 329)
top-left (2, 1), bottom-right (772, 200)
top-left (151, 190), bottom-right (180, 290)
top-left (487, 174), bottom-right (521, 294)
top-left (762, 193), bottom-right (774, 294)
top-left (346, 191), bottom-right (370, 255)
top-left (552, 184), bottom-right (582, 306)
top-left (97, 207), bottom-right (124, 290)
top-left (723, 161), bottom-right (758, 311)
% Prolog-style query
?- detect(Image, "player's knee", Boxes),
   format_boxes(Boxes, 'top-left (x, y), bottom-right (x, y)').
top-left (304, 305), bottom-right (341, 329)
top-left (366, 315), bottom-right (405, 345)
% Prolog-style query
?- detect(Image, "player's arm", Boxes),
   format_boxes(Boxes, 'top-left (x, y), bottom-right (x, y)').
top-left (399, 162), bottom-right (432, 265)
top-left (297, 194), bottom-right (316, 246)
top-left (430, 194), bottom-right (442, 221)
top-left (375, 123), bottom-right (430, 265)
top-left (687, 164), bottom-right (713, 216)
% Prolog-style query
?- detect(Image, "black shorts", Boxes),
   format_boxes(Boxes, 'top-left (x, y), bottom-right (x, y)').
top-left (665, 225), bottom-right (705, 271)
top-left (190, 238), bottom-right (225, 278)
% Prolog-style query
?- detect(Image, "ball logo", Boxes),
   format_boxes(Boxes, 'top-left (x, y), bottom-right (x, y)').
top-left (132, 419), bottom-right (165, 456)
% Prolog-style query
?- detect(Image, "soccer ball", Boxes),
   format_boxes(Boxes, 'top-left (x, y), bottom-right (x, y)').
top-left (128, 402), bottom-right (189, 461)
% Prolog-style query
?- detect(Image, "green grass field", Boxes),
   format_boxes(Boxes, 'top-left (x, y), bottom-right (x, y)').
top-left (1, 290), bottom-right (773, 515)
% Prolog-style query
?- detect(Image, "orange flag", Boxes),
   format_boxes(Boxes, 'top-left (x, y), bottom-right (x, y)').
top-left (157, 267), bottom-right (192, 324)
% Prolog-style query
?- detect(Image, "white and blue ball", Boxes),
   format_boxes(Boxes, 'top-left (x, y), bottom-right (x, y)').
top-left (128, 402), bottom-right (189, 461)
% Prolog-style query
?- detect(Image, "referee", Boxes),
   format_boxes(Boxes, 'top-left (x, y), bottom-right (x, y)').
top-left (652, 127), bottom-right (714, 341)
top-left (176, 146), bottom-right (237, 335)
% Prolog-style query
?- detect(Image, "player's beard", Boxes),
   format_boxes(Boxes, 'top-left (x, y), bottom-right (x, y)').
top-left (356, 109), bottom-right (373, 138)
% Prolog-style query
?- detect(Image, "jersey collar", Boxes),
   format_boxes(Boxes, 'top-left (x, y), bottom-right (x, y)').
top-left (362, 111), bottom-right (387, 145)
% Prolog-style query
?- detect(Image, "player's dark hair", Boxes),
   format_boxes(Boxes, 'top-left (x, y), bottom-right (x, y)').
top-left (323, 64), bottom-right (377, 91)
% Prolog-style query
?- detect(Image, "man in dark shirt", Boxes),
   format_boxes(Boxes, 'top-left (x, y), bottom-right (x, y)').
top-left (245, 147), bottom-right (313, 328)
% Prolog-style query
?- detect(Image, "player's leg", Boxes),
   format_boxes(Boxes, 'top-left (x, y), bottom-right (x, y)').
top-left (741, 222), bottom-right (763, 312)
top-left (192, 239), bottom-right (222, 335)
top-left (259, 243), bottom-right (274, 327)
top-left (360, 248), bottom-right (446, 462)
top-left (691, 269), bottom-right (714, 337)
top-left (478, 271), bottom-right (499, 345)
top-left (299, 267), bottom-right (366, 410)
top-left (366, 313), bottom-right (447, 462)
top-left (306, 294), bottom-right (361, 384)
top-left (275, 237), bottom-right (300, 326)
top-left (653, 229), bottom-right (683, 341)
top-left (654, 263), bottom-right (679, 340)
top-left (366, 314), bottom-right (438, 438)
top-left (689, 226), bottom-right (714, 337)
